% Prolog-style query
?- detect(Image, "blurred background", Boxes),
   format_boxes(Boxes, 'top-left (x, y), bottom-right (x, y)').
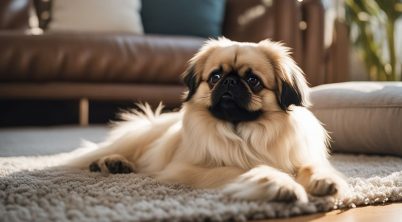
top-left (0, 0), bottom-right (401, 127)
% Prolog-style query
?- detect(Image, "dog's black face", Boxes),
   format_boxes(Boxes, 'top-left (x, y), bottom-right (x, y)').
top-left (208, 69), bottom-right (263, 123)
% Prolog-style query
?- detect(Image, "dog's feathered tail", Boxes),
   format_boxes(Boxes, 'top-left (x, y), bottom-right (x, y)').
top-left (60, 102), bottom-right (180, 169)
top-left (117, 102), bottom-right (164, 122)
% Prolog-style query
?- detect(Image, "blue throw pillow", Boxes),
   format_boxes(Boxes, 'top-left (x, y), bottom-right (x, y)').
top-left (141, 0), bottom-right (226, 38)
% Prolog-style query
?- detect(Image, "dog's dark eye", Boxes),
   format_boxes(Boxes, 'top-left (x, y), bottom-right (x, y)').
top-left (209, 73), bottom-right (222, 85)
top-left (246, 75), bottom-right (263, 92)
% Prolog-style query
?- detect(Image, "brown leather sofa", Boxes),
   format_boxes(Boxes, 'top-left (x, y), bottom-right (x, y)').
top-left (0, 0), bottom-right (328, 125)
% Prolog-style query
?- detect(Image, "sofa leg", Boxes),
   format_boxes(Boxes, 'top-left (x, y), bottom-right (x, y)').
top-left (79, 98), bottom-right (89, 126)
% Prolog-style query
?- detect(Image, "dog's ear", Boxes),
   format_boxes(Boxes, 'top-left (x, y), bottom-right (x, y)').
top-left (275, 58), bottom-right (310, 111)
top-left (258, 39), bottom-right (310, 111)
top-left (182, 38), bottom-right (229, 102)
top-left (278, 72), bottom-right (309, 110)
top-left (182, 65), bottom-right (199, 102)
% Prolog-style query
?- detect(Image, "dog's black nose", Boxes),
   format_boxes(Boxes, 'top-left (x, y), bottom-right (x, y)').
top-left (222, 76), bottom-right (238, 87)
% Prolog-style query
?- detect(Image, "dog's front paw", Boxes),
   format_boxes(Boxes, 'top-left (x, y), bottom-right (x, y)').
top-left (297, 166), bottom-right (350, 197)
top-left (89, 154), bottom-right (135, 174)
top-left (307, 174), bottom-right (350, 197)
top-left (308, 177), bottom-right (338, 196)
top-left (223, 167), bottom-right (308, 202)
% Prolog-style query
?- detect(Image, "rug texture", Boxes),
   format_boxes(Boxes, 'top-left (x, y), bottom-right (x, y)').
top-left (1, 151), bottom-right (401, 221)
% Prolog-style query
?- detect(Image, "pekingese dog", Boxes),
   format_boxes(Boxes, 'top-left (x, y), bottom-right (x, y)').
top-left (67, 38), bottom-right (349, 202)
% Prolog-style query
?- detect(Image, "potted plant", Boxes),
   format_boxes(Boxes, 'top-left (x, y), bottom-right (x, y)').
top-left (344, 0), bottom-right (402, 81)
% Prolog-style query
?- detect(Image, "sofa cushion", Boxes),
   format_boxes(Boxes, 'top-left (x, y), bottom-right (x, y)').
top-left (0, 0), bottom-right (31, 30)
top-left (310, 82), bottom-right (402, 157)
top-left (141, 0), bottom-right (226, 38)
top-left (0, 32), bottom-right (204, 84)
top-left (48, 0), bottom-right (143, 34)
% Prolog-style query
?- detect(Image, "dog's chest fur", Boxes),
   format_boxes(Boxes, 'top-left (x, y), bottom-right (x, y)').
top-left (180, 107), bottom-right (298, 173)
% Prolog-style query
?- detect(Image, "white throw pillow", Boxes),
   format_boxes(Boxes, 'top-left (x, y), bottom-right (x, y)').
top-left (48, 0), bottom-right (143, 34)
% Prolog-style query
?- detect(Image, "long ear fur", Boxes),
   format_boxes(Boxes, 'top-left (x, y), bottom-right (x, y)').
top-left (181, 38), bottom-right (227, 102)
top-left (259, 39), bottom-right (310, 110)
top-left (277, 62), bottom-right (310, 110)
top-left (182, 66), bottom-right (198, 102)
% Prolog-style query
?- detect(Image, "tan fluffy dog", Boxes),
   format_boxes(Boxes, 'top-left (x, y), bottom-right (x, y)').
top-left (67, 38), bottom-right (349, 202)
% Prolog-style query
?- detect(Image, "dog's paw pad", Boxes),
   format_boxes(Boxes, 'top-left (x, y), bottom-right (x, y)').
top-left (308, 177), bottom-right (339, 196)
top-left (88, 155), bottom-right (135, 174)
top-left (89, 161), bottom-right (101, 172)
top-left (276, 186), bottom-right (299, 201)
top-left (104, 159), bottom-right (134, 174)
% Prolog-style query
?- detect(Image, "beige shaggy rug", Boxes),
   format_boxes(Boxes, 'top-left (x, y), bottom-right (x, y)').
top-left (0, 127), bottom-right (401, 221)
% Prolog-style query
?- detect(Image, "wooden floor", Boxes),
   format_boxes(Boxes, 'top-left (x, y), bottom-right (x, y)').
top-left (255, 203), bottom-right (402, 222)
